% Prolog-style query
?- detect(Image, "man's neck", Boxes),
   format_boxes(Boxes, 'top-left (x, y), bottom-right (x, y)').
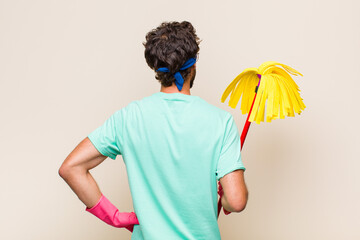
top-left (160, 82), bottom-right (191, 95)
top-left (159, 66), bottom-right (195, 95)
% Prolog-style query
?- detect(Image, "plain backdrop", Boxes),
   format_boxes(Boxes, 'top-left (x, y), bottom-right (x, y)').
top-left (0, 0), bottom-right (359, 239)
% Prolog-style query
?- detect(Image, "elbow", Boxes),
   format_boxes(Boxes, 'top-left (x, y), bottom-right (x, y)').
top-left (229, 191), bottom-right (249, 213)
top-left (59, 162), bottom-right (88, 181)
top-left (58, 163), bottom-right (76, 180)
top-left (232, 201), bottom-right (247, 212)
top-left (58, 157), bottom-right (85, 179)
top-left (58, 165), bottom-right (69, 179)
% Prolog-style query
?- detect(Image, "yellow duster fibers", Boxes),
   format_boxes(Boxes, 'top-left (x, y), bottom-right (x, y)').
top-left (221, 61), bottom-right (306, 124)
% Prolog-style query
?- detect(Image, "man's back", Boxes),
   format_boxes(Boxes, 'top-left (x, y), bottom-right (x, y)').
top-left (88, 91), bottom-right (246, 239)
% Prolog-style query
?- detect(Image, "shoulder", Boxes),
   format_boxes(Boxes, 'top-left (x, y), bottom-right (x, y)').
top-left (116, 95), bottom-right (153, 118)
top-left (195, 96), bottom-right (232, 120)
top-left (111, 99), bottom-right (141, 119)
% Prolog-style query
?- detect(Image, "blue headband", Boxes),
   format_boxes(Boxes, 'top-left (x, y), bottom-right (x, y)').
top-left (156, 57), bottom-right (196, 91)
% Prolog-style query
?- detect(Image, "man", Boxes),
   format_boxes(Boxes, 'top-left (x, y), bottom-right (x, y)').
top-left (59, 21), bottom-right (248, 240)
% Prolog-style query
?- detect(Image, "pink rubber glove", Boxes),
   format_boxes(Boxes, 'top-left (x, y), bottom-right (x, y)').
top-left (218, 182), bottom-right (231, 215)
top-left (85, 194), bottom-right (139, 232)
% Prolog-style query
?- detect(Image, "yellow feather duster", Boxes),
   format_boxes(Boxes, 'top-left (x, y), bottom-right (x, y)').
top-left (221, 61), bottom-right (306, 124)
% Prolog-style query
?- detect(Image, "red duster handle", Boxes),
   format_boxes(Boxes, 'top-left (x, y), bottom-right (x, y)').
top-left (217, 74), bottom-right (261, 218)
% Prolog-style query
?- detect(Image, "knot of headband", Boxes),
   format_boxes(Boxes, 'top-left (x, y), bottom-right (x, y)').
top-left (156, 57), bottom-right (197, 91)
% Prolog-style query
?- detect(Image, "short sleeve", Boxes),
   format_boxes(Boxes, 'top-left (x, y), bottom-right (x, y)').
top-left (87, 109), bottom-right (124, 160)
top-left (216, 114), bottom-right (246, 180)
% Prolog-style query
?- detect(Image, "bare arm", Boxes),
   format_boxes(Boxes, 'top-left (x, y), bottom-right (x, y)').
top-left (58, 137), bottom-right (108, 208)
top-left (219, 169), bottom-right (248, 212)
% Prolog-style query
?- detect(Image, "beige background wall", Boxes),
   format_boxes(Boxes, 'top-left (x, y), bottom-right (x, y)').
top-left (0, 0), bottom-right (359, 239)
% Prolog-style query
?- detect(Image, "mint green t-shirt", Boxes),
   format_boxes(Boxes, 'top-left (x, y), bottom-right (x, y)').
top-left (87, 92), bottom-right (245, 240)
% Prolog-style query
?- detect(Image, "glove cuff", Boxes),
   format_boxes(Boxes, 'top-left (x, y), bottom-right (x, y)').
top-left (85, 194), bottom-right (139, 229)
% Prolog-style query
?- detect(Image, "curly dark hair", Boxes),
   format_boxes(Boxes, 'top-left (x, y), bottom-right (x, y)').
top-left (143, 21), bottom-right (201, 87)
